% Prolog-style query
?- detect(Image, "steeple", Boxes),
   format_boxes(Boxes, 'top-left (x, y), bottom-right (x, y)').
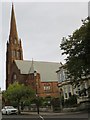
top-left (9, 3), bottom-right (18, 41)
top-left (6, 3), bottom-right (23, 89)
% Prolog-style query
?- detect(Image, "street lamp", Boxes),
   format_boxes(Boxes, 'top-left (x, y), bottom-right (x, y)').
top-left (36, 94), bottom-right (40, 114)
top-left (34, 71), bottom-right (40, 114)
top-left (60, 88), bottom-right (63, 111)
top-left (0, 88), bottom-right (2, 120)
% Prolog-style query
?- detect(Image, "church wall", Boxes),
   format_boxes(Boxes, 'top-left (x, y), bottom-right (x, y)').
top-left (9, 62), bottom-right (37, 92)
top-left (9, 62), bottom-right (28, 86)
top-left (38, 81), bottom-right (59, 98)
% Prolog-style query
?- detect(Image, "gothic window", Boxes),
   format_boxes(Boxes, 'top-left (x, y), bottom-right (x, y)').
top-left (13, 74), bottom-right (17, 80)
top-left (12, 50), bottom-right (15, 57)
top-left (17, 51), bottom-right (20, 58)
top-left (14, 38), bottom-right (17, 44)
top-left (11, 73), bottom-right (17, 83)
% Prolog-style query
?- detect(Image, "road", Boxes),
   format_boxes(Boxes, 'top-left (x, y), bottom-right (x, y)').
top-left (2, 112), bottom-right (89, 120)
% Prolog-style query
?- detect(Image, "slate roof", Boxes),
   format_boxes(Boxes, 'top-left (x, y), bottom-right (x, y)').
top-left (15, 60), bottom-right (61, 82)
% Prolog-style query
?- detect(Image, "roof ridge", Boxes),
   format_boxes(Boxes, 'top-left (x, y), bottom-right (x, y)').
top-left (15, 59), bottom-right (60, 63)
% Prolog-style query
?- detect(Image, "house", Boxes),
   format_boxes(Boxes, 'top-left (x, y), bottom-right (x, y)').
top-left (56, 64), bottom-right (90, 104)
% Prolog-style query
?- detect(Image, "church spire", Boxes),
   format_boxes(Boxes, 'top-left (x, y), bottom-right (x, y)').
top-left (6, 3), bottom-right (23, 89)
top-left (9, 3), bottom-right (18, 41)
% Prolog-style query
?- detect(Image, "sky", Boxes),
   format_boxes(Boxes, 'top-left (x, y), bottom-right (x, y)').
top-left (0, 1), bottom-right (89, 90)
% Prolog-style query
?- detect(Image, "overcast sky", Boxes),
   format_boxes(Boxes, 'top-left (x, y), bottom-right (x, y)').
top-left (0, 1), bottom-right (88, 90)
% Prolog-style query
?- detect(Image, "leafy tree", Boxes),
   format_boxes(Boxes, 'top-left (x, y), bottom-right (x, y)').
top-left (3, 82), bottom-right (35, 114)
top-left (60, 17), bottom-right (90, 86)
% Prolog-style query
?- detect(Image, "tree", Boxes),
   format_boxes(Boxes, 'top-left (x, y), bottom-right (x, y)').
top-left (3, 82), bottom-right (35, 114)
top-left (31, 97), bottom-right (44, 114)
top-left (60, 17), bottom-right (90, 85)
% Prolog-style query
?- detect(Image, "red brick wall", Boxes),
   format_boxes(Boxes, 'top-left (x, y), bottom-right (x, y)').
top-left (37, 81), bottom-right (59, 98)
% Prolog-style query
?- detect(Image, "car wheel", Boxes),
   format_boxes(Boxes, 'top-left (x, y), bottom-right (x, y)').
top-left (7, 111), bottom-right (10, 115)
top-left (2, 112), bottom-right (4, 115)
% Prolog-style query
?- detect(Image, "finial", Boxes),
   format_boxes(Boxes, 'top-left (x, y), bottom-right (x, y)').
top-left (12, 2), bottom-right (14, 7)
top-left (12, 2), bottom-right (14, 12)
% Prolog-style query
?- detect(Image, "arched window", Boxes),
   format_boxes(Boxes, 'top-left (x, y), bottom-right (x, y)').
top-left (17, 51), bottom-right (20, 58)
top-left (13, 74), bottom-right (17, 80)
top-left (14, 38), bottom-right (17, 44)
top-left (12, 50), bottom-right (15, 57)
top-left (11, 73), bottom-right (17, 83)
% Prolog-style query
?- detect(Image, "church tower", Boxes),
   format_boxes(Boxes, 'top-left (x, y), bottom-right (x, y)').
top-left (6, 4), bottom-right (23, 89)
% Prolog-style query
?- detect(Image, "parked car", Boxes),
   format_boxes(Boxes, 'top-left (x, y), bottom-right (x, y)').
top-left (1, 106), bottom-right (18, 115)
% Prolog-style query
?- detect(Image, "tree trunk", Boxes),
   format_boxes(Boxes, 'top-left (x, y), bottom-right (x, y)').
top-left (17, 100), bottom-right (21, 114)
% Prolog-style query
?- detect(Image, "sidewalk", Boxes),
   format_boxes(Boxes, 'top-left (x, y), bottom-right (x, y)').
top-left (21, 111), bottom-right (87, 116)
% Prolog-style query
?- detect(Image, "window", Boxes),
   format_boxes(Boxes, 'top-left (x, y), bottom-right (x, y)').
top-left (69, 92), bottom-right (71, 97)
top-left (31, 74), bottom-right (34, 80)
top-left (17, 51), bottom-right (20, 58)
top-left (83, 89), bottom-right (87, 96)
top-left (59, 73), bottom-right (61, 82)
top-left (12, 50), bottom-right (15, 57)
top-left (78, 90), bottom-right (81, 97)
top-left (65, 93), bottom-right (67, 98)
top-left (13, 74), bottom-right (17, 80)
top-left (64, 86), bottom-right (66, 93)
top-left (68, 86), bottom-right (70, 92)
top-left (14, 38), bottom-right (17, 44)
top-left (44, 84), bottom-right (51, 91)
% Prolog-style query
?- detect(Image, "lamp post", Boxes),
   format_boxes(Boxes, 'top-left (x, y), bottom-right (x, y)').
top-left (34, 71), bottom-right (40, 114)
top-left (36, 94), bottom-right (40, 114)
top-left (0, 88), bottom-right (2, 120)
top-left (60, 88), bottom-right (63, 111)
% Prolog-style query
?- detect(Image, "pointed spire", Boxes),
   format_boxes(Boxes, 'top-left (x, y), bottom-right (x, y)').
top-left (28, 59), bottom-right (34, 74)
top-left (9, 3), bottom-right (18, 41)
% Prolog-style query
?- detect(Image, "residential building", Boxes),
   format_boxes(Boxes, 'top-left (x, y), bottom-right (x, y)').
top-left (56, 64), bottom-right (90, 104)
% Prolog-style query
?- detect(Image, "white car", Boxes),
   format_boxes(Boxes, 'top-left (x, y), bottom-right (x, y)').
top-left (1, 106), bottom-right (18, 115)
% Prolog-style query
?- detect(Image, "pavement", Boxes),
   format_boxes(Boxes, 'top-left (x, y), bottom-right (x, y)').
top-left (21, 110), bottom-right (89, 116)
top-left (2, 111), bottom-right (89, 120)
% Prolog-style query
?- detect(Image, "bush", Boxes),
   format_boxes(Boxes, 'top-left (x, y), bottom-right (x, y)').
top-left (64, 95), bottom-right (77, 107)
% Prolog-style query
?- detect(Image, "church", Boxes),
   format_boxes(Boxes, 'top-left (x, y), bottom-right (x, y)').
top-left (6, 4), bottom-right (61, 98)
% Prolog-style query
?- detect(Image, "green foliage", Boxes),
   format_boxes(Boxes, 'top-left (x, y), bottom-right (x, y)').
top-left (51, 98), bottom-right (60, 107)
top-left (64, 95), bottom-right (77, 107)
top-left (31, 97), bottom-right (44, 107)
top-left (60, 17), bottom-right (90, 82)
top-left (43, 96), bottom-right (52, 106)
top-left (2, 82), bottom-right (35, 114)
